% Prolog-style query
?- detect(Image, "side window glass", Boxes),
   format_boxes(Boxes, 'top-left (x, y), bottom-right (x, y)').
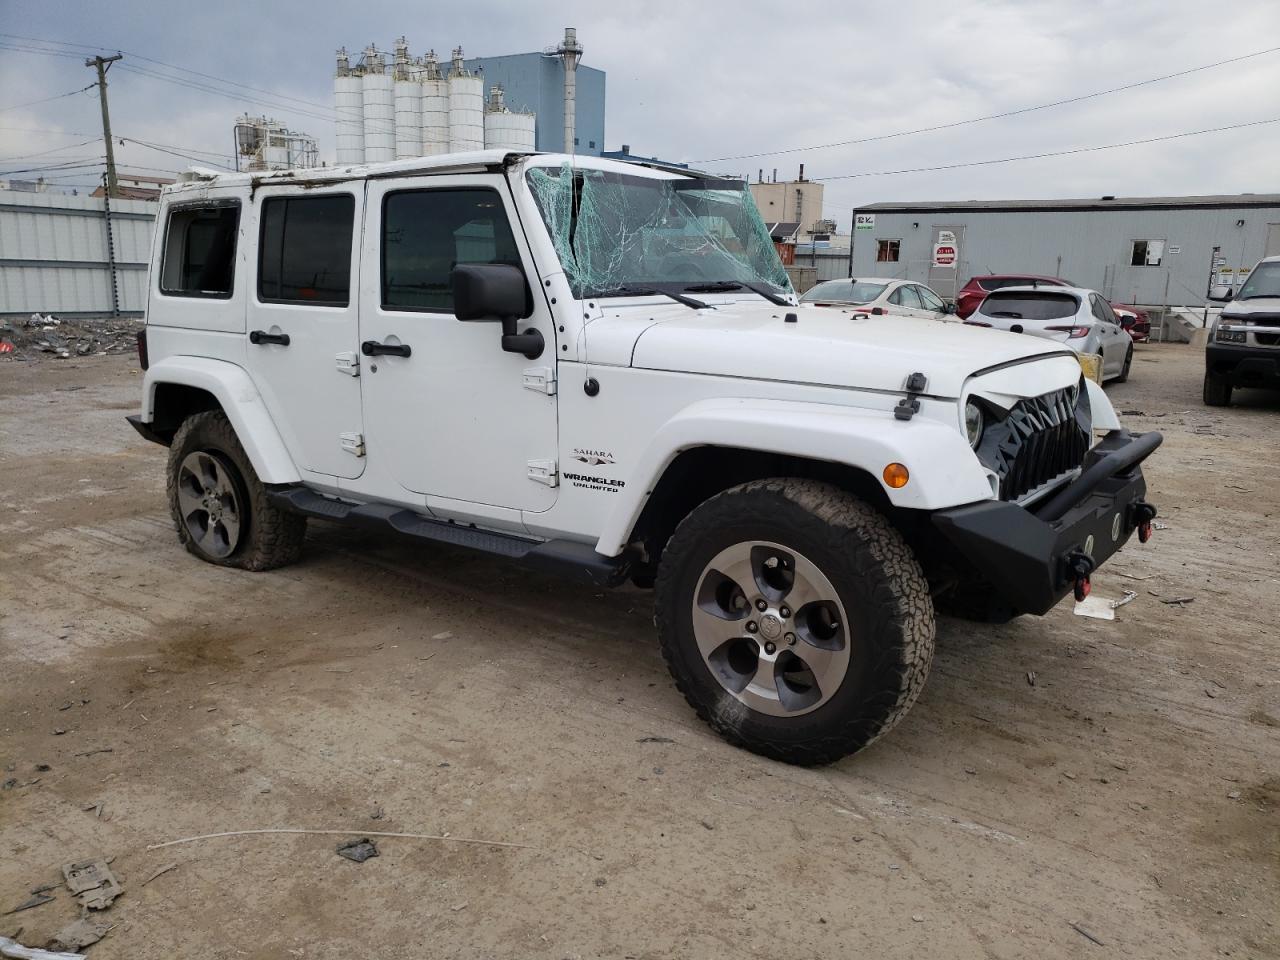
top-left (917, 286), bottom-right (944, 311)
top-left (896, 285), bottom-right (922, 308)
top-left (888, 287), bottom-right (904, 305)
top-left (259, 194), bottom-right (355, 306)
top-left (1090, 295), bottom-right (1108, 322)
top-left (382, 189), bottom-right (521, 312)
top-left (160, 204), bottom-right (239, 298)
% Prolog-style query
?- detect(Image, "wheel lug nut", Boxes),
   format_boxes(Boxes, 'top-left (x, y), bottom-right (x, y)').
top-left (785, 632), bottom-right (796, 645)
top-left (745, 621), bottom-right (758, 634)
top-left (755, 599), bottom-right (767, 612)
top-left (779, 606), bottom-right (791, 618)
top-left (764, 641), bottom-right (776, 655)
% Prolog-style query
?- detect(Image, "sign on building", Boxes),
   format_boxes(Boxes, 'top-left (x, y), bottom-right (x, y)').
top-left (855, 213), bottom-right (875, 231)
top-left (932, 243), bottom-right (957, 267)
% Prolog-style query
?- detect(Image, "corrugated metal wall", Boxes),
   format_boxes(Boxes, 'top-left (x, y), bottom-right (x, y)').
top-left (849, 203), bottom-right (1280, 308)
top-left (0, 192), bottom-right (155, 318)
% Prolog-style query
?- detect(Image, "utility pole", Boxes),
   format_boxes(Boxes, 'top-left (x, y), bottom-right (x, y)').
top-left (85, 54), bottom-right (122, 199)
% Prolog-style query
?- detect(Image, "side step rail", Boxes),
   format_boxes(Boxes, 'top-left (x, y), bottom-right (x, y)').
top-left (267, 487), bottom-right (628, 587)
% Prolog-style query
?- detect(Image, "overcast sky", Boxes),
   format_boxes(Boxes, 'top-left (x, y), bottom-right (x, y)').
top-left (3, 0), bottom-right (1279, 220)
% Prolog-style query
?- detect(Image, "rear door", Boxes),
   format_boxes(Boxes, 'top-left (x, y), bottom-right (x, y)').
top-left (244, 186), bottom-right (365, 480)
top-left (1089, 295), bottom-right (1125, 375)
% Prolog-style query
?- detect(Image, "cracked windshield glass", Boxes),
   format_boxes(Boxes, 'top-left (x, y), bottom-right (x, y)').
top-left (527, 164), bottom-right (792, 299)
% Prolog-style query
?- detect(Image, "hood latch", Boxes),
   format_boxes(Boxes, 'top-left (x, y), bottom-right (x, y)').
top-left (894, 372), bottom-right (928, 421)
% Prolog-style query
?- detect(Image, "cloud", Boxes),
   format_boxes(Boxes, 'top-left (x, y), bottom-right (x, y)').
top-left (3, 0), bottom-right (1279, 215)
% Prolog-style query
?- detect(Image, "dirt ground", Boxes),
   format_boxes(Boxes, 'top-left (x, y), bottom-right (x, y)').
top-left (1, 343), bottom-right (1277, 960)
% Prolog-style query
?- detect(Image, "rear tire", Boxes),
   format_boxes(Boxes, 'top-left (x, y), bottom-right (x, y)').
top-left (655, 478), bottom-right (935, 765)
top-left (1115, 345), bottom-right (1133, 383)
top-left (1203, 370), bottom-right (1232, 407)
top-left (167, 411), bottom-right (306, 570)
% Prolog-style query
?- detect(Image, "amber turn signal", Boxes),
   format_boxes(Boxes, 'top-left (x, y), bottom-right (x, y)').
top-left (883, 463), bottom-right (909, 488)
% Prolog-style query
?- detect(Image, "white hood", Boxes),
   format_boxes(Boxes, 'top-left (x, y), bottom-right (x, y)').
top-left (584, 303), bottom-right (1074, 399)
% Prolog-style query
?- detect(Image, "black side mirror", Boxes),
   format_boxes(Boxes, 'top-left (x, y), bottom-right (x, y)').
top-left (1207, 284), bottom-right (1233, 303)
top-left (944, 302), bottom-right (957, 314)
top-left (450, 264), bottom-right (543, 359)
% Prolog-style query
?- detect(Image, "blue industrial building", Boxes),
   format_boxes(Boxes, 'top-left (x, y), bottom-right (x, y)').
top-left (463, 52), bottom-right (606, 156)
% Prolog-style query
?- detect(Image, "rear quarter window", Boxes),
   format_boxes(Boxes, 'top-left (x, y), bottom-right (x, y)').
top-left (978, 292), bottom-right (1079, 321)
top-left (159, 203), bottom-right (240, 298)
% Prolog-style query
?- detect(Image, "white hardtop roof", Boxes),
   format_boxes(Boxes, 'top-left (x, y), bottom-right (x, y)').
top-left (163, 151), bottom-right (717, 197)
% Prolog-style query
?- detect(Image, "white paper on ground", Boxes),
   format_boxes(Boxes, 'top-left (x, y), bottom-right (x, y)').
top-left (1073, 595), bottom-right (1116, 620)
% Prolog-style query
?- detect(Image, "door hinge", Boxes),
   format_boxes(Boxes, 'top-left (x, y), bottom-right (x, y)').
top-left (340, 432), bottom-right (366, 458)
top-left (527, 458), bottom-right (558, 487)
top-left (335, 351), bottom-right (360, 377)
top-left (522, 366), bottom-right (556, 395)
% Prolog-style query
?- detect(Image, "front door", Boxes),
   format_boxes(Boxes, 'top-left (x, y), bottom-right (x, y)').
top-left (357, 175), bottom-right (559, 513)
top-left (243, 186), bottom-right (365, 479)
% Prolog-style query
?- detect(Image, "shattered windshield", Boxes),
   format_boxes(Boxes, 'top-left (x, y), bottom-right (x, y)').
top-left (526, 164), bottom-right (792, 299)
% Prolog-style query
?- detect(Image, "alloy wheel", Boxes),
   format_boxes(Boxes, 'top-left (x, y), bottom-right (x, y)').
top-left (691, 540), bottom-right (851, 717)
top-left (176, 450), bottom-right (244, 559)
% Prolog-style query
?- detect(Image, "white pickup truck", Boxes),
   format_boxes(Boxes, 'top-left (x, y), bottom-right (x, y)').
top-left (128, 150), bottom-right (1161, 764)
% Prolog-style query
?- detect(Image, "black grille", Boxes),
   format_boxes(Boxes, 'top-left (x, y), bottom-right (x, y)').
top-left (976, 383), bottom-right (1091, 502)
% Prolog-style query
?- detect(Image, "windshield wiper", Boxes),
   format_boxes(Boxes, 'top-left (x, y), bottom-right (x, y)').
top-left (594, 285), bottom-right (711, 310)
top-left (682, 281), bottom-right (790, 306)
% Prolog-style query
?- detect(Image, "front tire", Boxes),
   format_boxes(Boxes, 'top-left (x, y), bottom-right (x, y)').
top-left (167, 411), bottom-right (306, 570)
top-left (1203, 370), bottom-right (1232, 406)
top-left (655, 479), bottom-right (935, 765)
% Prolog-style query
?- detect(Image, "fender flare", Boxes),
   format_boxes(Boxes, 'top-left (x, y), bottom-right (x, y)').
top-left (1084, 378), bottom-right (1121, 431)
top-left (141, 356), bottom-right (301, 484)
top-left (594, 397), bottom-right (993, 556)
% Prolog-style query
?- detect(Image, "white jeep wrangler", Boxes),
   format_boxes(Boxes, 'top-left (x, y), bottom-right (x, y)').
top-left (129, 151), bottom-right (1161, 765)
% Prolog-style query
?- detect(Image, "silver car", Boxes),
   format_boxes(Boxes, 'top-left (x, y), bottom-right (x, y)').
top-left (800, 277), bottom-right (953, 320)
top-left (967, 285), bottom-right (1134, 382)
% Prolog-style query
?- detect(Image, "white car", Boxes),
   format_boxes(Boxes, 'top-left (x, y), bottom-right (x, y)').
top-left (966, 285), bottom-right (1134, 382)
top-left (800, 277), bottom-right (952, 319)
top-left (127, 151), bottom-right (1161, 765)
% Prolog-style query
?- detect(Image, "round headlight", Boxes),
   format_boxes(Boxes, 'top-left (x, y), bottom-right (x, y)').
top-left (965, 400), bottom-right (984, 448)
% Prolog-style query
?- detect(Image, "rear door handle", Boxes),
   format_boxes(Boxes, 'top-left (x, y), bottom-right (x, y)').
top-left (249, 330), bottom-right (291, 346)
top-left (361, 340), bottom-right (412, 358)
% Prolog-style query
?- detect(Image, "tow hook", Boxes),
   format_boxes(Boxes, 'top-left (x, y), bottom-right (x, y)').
top-left (1130, 501), bottom-right (1158, 543)
top-left (1066, 550), bottom-right (1096, 602)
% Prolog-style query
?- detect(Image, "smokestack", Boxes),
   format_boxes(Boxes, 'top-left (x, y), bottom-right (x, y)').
top-left (798, 163), bottom-right (805, 182)
top-left (557, 27), bottom-right (582, 154)
top-left (772, 168), bottom-right (777, 183)
top-left (758, 168), bottom-right (763, 183)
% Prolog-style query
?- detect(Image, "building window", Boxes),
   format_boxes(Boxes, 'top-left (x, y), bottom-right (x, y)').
top-left (160, 203), bottom-right (239, 298)
top-left (258, 194), bottom-right (355, 306)
top-left (574, 137), bottom-right (580, 146)
top-left (381, 188), bottom-right (523, 313)
top-left (589, 140), bottom-right (595, 149)
top-left (876, 239), bottom-right (901, 263)
top-left (1131, 239), bottom-right (1165, 266)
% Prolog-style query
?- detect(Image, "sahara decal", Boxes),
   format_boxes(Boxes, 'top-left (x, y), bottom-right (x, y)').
top-left (572, 448), bottom-right (616, 466)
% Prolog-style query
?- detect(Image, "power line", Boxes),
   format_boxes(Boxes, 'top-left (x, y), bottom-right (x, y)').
top-left (0, 84), bottom-right (95, 114)
top-left (0, 159), bottom-right (106, 176)
top-left (812, 116), bottom-right (1280, 188)
top-left (117, 136), bottom-right (235, 170)
top-left (0, 138), bottom-right (99, 163)
top-left (690, 44), bottom-right (1280, 164)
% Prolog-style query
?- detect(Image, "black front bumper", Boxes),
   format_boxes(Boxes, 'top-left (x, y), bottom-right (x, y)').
top-left (932, 430), bottom-right (1162, 617)
top-left (1206, 342), bottom-right (1280, 388)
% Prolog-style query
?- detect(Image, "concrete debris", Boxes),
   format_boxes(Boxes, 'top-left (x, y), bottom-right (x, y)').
top-left (48, 917), bottom-right (111, 952)
top-left (0, 935), bottom-right (83, 960)
top-left (335, 838), bottom-right (379, 863)
top-left (61, 859), bottom-right (122, 911)
top-left (0, 315), bottom-right (141, 363)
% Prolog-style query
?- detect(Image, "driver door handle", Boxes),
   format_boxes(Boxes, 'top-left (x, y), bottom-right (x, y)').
top-left (361, 340), bottom-right (412, 358)
top-left (249, 330), bottom-right (290, 346)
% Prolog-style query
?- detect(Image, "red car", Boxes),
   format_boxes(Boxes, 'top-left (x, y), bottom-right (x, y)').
top-left (1112, 305), bottom-right (1151, 343)
top-left (956, 274), bottom-right (1071, 319)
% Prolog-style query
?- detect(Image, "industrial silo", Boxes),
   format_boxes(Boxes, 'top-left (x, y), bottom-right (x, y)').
top-left (361, 45), bottom-right (396, 163)
top-left (419, 50), bottom-right (450, 156)
top-left (447, 47), bottom-right (484, 153)
top-left (391, 37), bottom-right (422, 159)
top-left (333, 48), bottom-right (364, 165)
top-left (483, 85), bottom-right (536, 152)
